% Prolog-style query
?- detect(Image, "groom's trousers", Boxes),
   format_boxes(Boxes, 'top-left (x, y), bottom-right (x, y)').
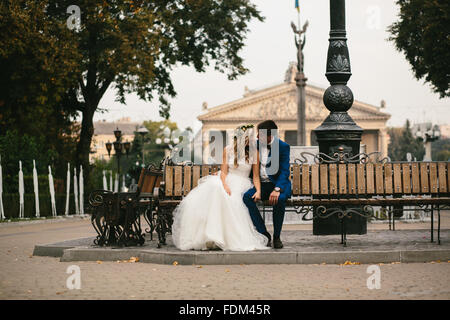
top-left (243, 182), bottom-right (288, 238)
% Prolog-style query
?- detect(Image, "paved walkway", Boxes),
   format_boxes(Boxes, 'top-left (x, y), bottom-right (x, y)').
top-left (1, 215), bottom-right (449, 299)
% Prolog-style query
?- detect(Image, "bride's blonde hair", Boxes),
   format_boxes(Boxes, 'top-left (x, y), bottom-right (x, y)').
top-left (232, 124), bottom-right (254, 168)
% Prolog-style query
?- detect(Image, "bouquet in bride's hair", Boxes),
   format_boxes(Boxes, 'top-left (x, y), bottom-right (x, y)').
top-left (236, 123), bottom-right (254, 136)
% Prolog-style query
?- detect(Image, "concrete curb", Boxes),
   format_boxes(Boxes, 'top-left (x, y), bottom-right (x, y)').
top-left (51, 246), bottom-right (450, 265)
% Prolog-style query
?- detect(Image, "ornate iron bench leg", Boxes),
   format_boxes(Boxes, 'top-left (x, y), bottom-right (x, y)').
top-left (388, 206), bottom-right (392, 230)
top-left (156, 207), bottom-right (167, 248)
top-left (437, 205), bottom-right (441, 245)
top-left (431, 205), bottom-right (434, 243)
top-left (392, 207), bottom-right (396, 231)
top-left (340, 213), bottom-right (347, 247)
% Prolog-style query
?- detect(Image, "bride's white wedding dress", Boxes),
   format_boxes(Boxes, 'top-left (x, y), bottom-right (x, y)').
top-left (171, 159), bottom-right (268, 251)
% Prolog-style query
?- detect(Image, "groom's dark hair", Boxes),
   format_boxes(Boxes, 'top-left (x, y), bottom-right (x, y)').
top-left (257, 120), bottom-right (278, 131)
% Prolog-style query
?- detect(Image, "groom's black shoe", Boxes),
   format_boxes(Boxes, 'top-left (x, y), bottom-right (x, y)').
top-left (263, 231), bottom-right (271, 247)
top-left (273, 237), bottom-right (283, 249)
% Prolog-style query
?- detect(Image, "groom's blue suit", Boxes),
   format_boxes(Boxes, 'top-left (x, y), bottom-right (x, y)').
top-left (243, 137), bottom-right (291, 238)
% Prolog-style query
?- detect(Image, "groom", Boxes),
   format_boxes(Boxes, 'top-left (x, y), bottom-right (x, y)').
top-left (243, 120), bottom-right (291, 249)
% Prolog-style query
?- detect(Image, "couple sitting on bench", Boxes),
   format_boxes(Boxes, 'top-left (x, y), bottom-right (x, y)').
top-left (171, 120), bottom-right (290, 251)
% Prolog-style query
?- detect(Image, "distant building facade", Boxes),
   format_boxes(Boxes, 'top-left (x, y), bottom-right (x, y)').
top-left (198, 64), bottom-right (391, 158)
top-left (89, 117), bottom-right (141, 163)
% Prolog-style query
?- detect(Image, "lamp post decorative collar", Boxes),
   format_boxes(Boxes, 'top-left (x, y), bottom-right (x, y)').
top-left (313, 0), bottom-right (363, 156)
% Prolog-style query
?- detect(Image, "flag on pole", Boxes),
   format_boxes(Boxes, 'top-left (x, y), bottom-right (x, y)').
top-left (295, 0), bottom-right (300, 13)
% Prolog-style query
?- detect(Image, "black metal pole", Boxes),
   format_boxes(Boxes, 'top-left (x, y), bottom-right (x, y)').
top-left (313, 0), bottom-right (365, 235)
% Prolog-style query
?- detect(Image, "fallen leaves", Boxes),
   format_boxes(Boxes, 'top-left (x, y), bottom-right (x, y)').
top-left (116, 257), bottom-right (140, 263)
top-left (196, 265), bottom-right (203, 268)
top-left (173, 261), bottom-right (178, 266)
top-left (96, 260), bottom-right (102, 264)
top-left (340, 261), bottom-right (361, 266)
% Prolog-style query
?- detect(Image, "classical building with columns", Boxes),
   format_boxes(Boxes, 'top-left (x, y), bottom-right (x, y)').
top-left (198, 63), bottom-right (391, 158)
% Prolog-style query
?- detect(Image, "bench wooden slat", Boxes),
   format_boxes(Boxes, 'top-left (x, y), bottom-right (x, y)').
top-left (173, 166), bottom-right (182, 196)
top-left (329, 164), bottom-right (337, 195)
top-left (320, 164), bottom-right (328, 195)
top-left (183, 166), bottom-right (192, 195)
top-left (302, 164), bottom-right (310, 195)
top-left (438, 162), bottom-right (447, 193)
top-left (347, 164), bottom-right (356, 194)
top-left (420, 162), bottom-right (429, 193)
top-left (143, 174), bottom-right (156, 194)
top-left (292, 164), bottom-right (300, 195)
top-left (192, 165), bottom-right (201, 188)
top-left (201, 165), bottom-right (210, 178)
top-left (430, 162), bottom-right (438, 194)
top-left (393, 163), bottom-right (402, 194)
top-left (384, 163), bottom-right (393, 194)
top-left (311, 164), bottom-right (320, 195)
top-left (411, 163), bottom-right (420, 194)
top-left (165, 166), bottom-right (173, 196)
top-left (366, 163), bottom-right (375, 194)
top-left (155, 175), bottom-right (162, 193)
top-left (448, 163), bottom-right (450, 193)
top-left (338, 164), bottom-right (347, 194)
top-left (357, 164), bottom-right (366, 194)
top-left (402, 163), bottom-right (411, 194)
top-left (375, 163), bottom-right (384, 194)
top-left (137, 168), bottom-right (145, 189)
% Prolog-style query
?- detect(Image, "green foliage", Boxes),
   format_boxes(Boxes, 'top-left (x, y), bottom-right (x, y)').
top-left (388, 0), bottom-right (450, 98)
top-left (388, 120), bottom-right (425, 161)
top-left (432, 138), bottom-right (450, 161)
top-left (0, 1), bottom-right (81, 182)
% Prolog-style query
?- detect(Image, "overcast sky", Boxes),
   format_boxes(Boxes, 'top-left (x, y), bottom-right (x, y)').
top-left (95, 0), bottom-right (449, 132)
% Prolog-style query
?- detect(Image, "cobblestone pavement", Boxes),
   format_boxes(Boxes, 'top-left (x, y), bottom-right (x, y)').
top-left (0, 215), bottom-right (449, 299)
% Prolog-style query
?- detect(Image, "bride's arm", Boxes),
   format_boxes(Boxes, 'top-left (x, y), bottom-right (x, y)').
top-left (220, 147), bottom-right (231, 195)
top-left (251, 151), bottom-right (261, 201)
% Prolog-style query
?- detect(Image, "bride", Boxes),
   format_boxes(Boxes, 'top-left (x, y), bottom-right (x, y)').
top-left (171, 125), bottom-right (269, 251)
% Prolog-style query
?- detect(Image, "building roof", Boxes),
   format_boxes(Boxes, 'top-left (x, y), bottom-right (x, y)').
top-left (93, 118), bottom-right (142, 135)
top-left (198, 64), bottom-right (390, 123)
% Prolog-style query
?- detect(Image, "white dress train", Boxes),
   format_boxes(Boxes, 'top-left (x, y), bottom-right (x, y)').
top-left (171, 162), bottom-right (268, 251)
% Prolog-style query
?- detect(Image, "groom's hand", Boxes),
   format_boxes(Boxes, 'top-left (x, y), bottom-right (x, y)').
top-left (268, 190), bottom-right (280, 205)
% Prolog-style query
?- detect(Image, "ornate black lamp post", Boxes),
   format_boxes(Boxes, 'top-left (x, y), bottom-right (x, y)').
top-left (313, 0), bottom-right (364, 235)
top-left (106, 127), bottom-right (131, 191)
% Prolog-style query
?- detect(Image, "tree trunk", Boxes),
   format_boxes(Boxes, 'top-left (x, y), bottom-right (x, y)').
top-left (76, 107), bottom-right (95, 192)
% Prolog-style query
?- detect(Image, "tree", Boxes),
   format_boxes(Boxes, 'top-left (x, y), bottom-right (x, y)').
top-left (432, 138), bottom-right (450, 161)
top-left (388, 0), bottom-right (450, 98)
top-left (388, 120), bottom-right (425, 161)
top-left (0, 0), bottom-right (81, 179)
top-left (43, 0), bottom-right (264, 186)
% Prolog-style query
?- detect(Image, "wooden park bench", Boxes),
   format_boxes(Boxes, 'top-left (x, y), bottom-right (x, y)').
top-left (155, 149), bottom-right (450, 247)
top-left (88, 163), bottom-right (163, 247)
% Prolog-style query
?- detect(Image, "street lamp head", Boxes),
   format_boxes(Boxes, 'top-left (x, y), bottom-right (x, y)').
top-left (155, 138), bottom-right (162, 144)
top-left (137, 126), bottom-right (149, 136)
top-left (105, 141), bottom-right (112, 157)
top-left (114, 127), bottom-right (122, 141)
top-left (124, 140), bottom-right (131, 156)
top-left (164, 137), bottom-right (170, 144)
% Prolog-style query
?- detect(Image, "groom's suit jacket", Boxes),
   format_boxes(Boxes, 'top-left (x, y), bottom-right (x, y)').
top-left (250, 137), bottom-right (292, 198)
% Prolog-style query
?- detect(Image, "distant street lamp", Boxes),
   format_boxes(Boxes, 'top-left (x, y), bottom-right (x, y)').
top-left (105, 127), bottom-right (131, 190)
top-left (136, 126), bottom-right (149, 166)
top-left (413, 123), bottom-right (440, 161)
